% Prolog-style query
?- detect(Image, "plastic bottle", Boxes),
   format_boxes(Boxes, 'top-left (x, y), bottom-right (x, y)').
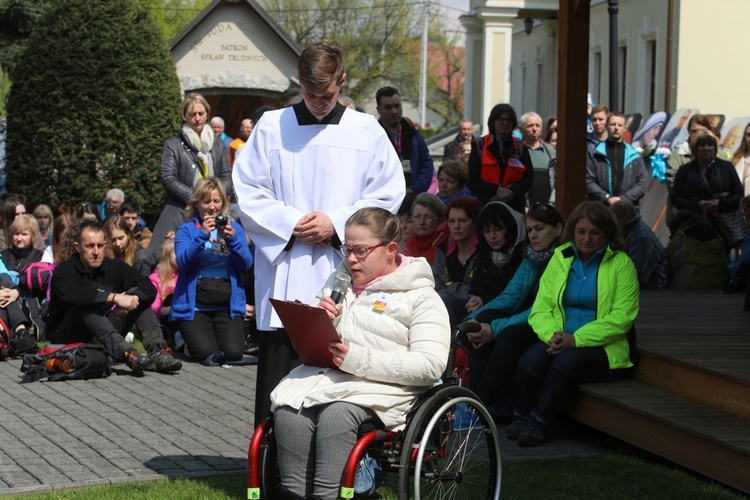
top-left (45, 357), bottom-right (71, 373)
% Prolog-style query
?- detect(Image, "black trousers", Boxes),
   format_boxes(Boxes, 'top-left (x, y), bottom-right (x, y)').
top-left (515, 341), bottom-right (628, 428)
top-left (254, 329), bottom-right (300, 427)
top-left (0, 300), bottom-right (29, 331)
top-left (178, 310), bottom-right (245, 362)
top-left (472, 323), bottom-right (538, 417)
top-left (48, 301), bottom-right (166, 361)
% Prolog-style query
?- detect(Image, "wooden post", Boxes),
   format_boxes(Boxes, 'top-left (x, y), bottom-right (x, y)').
top-left (555, 0), bottom-right (590, 216)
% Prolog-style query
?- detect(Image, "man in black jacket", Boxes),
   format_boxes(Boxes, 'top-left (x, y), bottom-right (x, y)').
top-left (47, 219), bottom-right (181, 376)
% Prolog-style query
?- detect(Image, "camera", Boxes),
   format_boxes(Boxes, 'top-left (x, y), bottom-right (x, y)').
top-left (215, 215), bottom-right (229, 230)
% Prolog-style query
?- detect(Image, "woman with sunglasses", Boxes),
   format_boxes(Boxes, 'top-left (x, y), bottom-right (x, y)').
top-left (270, 207), bottom-right (450, 499)
top-left (464, 202), bottom-right (565, 422)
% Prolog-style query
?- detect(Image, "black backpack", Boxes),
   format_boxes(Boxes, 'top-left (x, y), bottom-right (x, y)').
top-left (19, 343), bottom-right (112, 383)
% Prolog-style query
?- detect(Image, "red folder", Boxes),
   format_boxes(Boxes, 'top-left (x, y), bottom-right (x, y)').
top-left (270, 298), bottom-right (341, 369)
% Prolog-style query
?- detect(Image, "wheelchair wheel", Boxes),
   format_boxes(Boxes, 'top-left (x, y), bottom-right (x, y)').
top-left (398, 385), bottom-right (501, 499)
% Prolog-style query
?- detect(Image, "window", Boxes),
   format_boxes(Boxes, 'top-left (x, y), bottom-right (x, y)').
top-left (647, 40), bottom-right (657, 112)
top-left (619, 46), bottom-right (627, 111)
top-left (593, 51), bottom-right (602, 104)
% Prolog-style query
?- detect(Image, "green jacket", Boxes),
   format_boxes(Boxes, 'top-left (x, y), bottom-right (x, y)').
top-left (528, 242), bottom-right (639, 370)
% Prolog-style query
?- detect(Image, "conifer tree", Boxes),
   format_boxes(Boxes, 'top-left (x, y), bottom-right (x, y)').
top-left (6, 0), bottom-right (181, 221)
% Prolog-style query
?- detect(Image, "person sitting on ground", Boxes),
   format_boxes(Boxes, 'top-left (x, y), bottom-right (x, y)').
top-left (271, 207), bottom-right (450, 499)
top-left (435, 159), bottom-right (473, 206)
top-left (402, 193), bottom-right (448, 265)
top-left (149, 231), bottom-right (179, 348)
top-left (75, 201), bottom-right (101, 221)
top-left (46, 218), bottom-right (182, 375)
top-left (119, 201), bottom-right (152, 250)
top-left (104, 216), bottom-right (149, 277)
top-left (1, 195), bottom-right (45, 251)
top-left (464, 203), bottom-right (565, 423)
top-left (0, 215), bottom-right (45, 286)
top-left (432, 197), bottom-right (482, 328)
top-left (171, 177), bottom-right (254, 362)
top-left (0, 255), bottom-right (34, 343)
top-left (610, 198), bottom-right (668, 289)
top-left (97, 188), bottom-right (125, 222)
top-left (666, 210), bottom-right (728, 289)
top-left (509, 201), bottom-right (639, 447)
top-left (43, 214), bottom-right (75, 264)
top-left (33, 204), bottom-right (54, 247)
top-left (465, 201), bottom-right (526, 314)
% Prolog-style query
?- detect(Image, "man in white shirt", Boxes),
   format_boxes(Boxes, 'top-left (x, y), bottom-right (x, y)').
top-left (233, 41), bottom-right (405, 425)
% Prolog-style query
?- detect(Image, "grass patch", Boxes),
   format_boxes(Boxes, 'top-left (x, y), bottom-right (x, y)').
top-left (11, 453), bottom-right (745, 499)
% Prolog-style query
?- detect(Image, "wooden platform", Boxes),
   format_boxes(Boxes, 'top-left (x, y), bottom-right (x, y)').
top-left (567, 289), bottom-right (750, 493)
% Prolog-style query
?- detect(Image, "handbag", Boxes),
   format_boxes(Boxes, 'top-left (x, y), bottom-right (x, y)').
top-left (196, 278), bottom-right (231, 305)
top-left (717, 209), bottom-right (748, 246)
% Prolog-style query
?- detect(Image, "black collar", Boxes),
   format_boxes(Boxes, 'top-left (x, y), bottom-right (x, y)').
top-left (293, 101), bottom-right (346, 126)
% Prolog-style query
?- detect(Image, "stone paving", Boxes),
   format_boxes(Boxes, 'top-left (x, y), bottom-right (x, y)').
top-left (0, 355), bottom-right (620, 495)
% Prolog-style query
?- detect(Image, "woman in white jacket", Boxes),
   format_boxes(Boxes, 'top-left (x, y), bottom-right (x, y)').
top-left (271, 207), bottom-right (450, 499)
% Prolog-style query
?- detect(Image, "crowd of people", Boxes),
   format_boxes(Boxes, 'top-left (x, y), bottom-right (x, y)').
top-left (2, 38), bottom-right (749, 495)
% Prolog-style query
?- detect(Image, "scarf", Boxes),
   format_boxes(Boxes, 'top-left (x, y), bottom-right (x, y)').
top-left (180, 123), bottom-right (215, 183)
top-left (403, 222), bottom-right (449, 264)
top-left (526, 243), bottom-right (556, 264)
top-left (490, 250), bottom-right (513, 269)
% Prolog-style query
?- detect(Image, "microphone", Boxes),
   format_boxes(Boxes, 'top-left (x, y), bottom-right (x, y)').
top-left (329, 272), bottom-right (351, 304)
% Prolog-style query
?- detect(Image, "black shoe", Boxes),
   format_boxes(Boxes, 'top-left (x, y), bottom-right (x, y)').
top-left (148, 348), bottom-right (182, 373)
top-left (517, 419), bottom-right (547, 447)
top-left (125, 350), bottom-right (154, 376)
top-left (506, 416), bottom-right (532, 440)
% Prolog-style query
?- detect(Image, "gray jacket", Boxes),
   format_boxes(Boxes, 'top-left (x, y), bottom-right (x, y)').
top-left (161, 135), bottom-right (232, 205)
top-left (586, 141), bottom-right (648, 205)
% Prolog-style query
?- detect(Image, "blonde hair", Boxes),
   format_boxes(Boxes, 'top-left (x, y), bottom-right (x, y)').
top-left (181, 93), bottom-right (210, 123)
top-left (157, 231), bottom-right (178, 298)
top-left (10, 214), bottom-right (40, 243)
top-left (732, 123), bottom-right (750, 166)
top-left (185, 177), bottom-right (229, 220)
top-left (104, 216), bottom-right (136, 267)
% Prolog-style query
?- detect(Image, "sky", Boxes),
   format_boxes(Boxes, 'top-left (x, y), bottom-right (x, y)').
top-left (435, 0), bottom-right (470, 44)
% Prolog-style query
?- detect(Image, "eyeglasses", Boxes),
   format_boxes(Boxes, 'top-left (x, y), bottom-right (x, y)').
top-left (107, 204), bottom-right (121, 212)
top-left (482, 226), bottom-right (505, 236)
top-left (412, 214), bottom-right (436, 222)
top-left (340, 242), bottom-right (386, 258)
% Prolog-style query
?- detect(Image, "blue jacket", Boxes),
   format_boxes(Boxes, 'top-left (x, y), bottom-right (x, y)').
top-left (465, 256), bottom-right (545, 336)
top-left (170, 217), bottom-right (254, 321)
top-left (586, 141), bottom-right (648, 204)
top-left (381, 118), bottom-right (434, 193)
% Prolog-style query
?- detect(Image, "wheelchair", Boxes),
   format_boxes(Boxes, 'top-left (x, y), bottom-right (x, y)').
top-left (247, 323), bottom-right (502, 499)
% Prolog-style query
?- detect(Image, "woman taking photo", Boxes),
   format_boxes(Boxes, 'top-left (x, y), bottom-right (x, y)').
top-left (465, 203), bottom-right (565, 421)
top-left (171, 177), bottom-right (253, 362)
top-left (104, 216), bottom-right (149, 276)
top-left (271, 207), bottom-right (450, 499)
top-left (509, 201), bottom-right (638, 447)
top-left (465, 201), bottom-right (525, 314)
top-left (672, 129), bottom-right (745, 247)
top-left (402, 193), bottom-right (448, 265)
top-left (145, 93), bottom-right (232, 270)
top-left (432, 197), bottom-right (482, 328)
top-left (467, 103), bottom-right (532, 212)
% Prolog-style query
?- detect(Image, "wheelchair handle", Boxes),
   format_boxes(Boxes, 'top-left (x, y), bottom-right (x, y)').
top-left (444, 322), bottom-right (482, 383)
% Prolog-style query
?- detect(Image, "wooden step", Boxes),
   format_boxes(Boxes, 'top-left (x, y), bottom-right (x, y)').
top-left (635, 350), bottom-right (750, 420)
top-left (567, 379), bottom-right (750, 494)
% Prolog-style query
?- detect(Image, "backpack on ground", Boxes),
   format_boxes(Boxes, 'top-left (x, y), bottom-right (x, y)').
top-left (19, 343), bottom-right (112, 383)
top-left (0, 315), bottom-right (36, 360)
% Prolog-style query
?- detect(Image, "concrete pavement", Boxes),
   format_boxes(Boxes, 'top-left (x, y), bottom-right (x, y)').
top-left (0, 356), bottom-right (619, 495)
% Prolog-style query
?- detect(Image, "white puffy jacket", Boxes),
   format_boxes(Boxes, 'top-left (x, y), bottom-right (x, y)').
top-left (270, 256), bottom-right (450, 429)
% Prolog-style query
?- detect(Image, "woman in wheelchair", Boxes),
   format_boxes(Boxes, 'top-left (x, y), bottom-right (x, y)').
top-left (509, 201), bottom-right (639, 447)
top-left (270, 207), bottom-right (451, 499)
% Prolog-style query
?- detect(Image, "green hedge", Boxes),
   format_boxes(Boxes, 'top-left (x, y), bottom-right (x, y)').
top-left (6, 0), bottom-right (181, 222)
